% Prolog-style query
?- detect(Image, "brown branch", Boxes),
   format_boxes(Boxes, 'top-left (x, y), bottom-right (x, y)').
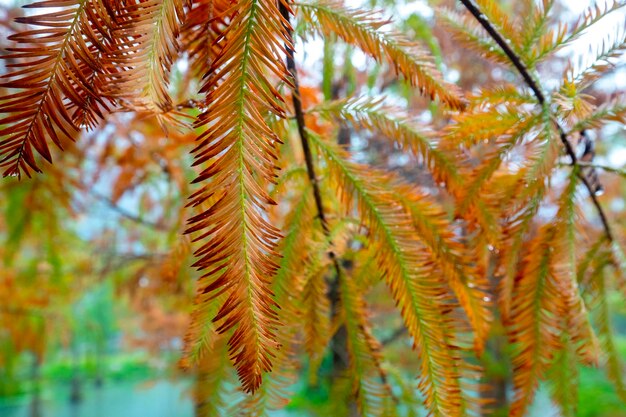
top-left (459, 0), bottom-right (614, 242)
top-left (0, 306), bottom-right (59, 319)
top-left (279, 5), bottom-right (401, 404)
top-left (88, 189), bottom-right (170, 232)
top-left (280, 3), bottom-right (356, 387)
top-left (279, 2), bottom-right (342, 275)
top-left (575, 161), bottom-right (626, 177)
top-left (381, 326), bottom-right (407, 346)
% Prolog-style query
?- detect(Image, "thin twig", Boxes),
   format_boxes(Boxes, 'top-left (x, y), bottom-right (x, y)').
top-left (0, 306), bottom-right (59, 319)
top-left (381, 326), bottom-right (407, 346)
top-left (279, 2), bottom-right (342, 275)
top-left (459, 0), bottom-right (614, 242)
top-left (280, 3), bottom-right (358, 388)
top-left (576, 161), bottom-right (626, 177)
top-left (89, 189), bottom-right (170, 231)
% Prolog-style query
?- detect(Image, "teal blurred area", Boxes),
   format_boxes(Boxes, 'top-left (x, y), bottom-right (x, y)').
top-left (0, 380), bottom-right (194, 417)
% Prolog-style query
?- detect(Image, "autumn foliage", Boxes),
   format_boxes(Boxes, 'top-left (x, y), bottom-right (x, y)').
top-left (0, 0), bottom-right (625, 416)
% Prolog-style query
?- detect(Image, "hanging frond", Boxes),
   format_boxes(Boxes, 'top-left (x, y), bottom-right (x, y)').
top-left (309, 130), bottom-right (468, 417)
top-left (193, 334), bottom-right (232, 417)
top-left (310, 97), bottom-right (461, 190)
top-left (570, 30), bottom-right (626, 90)
top-left (506, 224), bottom-right (564, 417)
top-left (546, 329), bottom-right (579, 417)
top-left (507, 173), bottom-right (599, 417)
top-left (498, 113), bottom-right (560, 316)
top-left (529, 0), bottom-right (626, 66)
top-left (559, 181), bottom-right (600, 366)
top-left (498, 193), bottom-right (539, 318)
top-left (473, 0), bottom-right (523, 50)
top-left (302, 262), bottom-right (331, 384)
top-left (443, 103), bottom-right (534, 148)
top-left (184, 0), bottom-right (293, 393)
top-left (339, 267), bottom-right (395, 417)
top-left (300, 219), bottom-right (355, 382)
top-left (547, 173), bottom-right (599, 415)
top-left (0, 0), bottom-right (113, 178)
top-left (181, 0), bottom-right (231, 78)
top-left (520, 0), bottom-right (554, 59)
top-left (437, 8), bottom-right (510, 67)
top-left (271, 188), bottom-right (314, 327)
top-left (396, 188), bottom-right (492, 353)
top-left (232, 185), bottom-right (315, 416)
top-left (571, 95), bottom-right (626, 131)
top-left (589, 247), bottom-right (626, 401)
top-left (102, 0), bottom-right (187, 113)
top-left (297, 0), bottom-right (466, 109)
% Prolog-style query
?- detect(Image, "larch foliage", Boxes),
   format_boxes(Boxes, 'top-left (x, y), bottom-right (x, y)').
top-left (0, 0), bottom-right (624, 416)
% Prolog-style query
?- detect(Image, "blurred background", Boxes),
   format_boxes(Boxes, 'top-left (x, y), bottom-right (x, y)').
top-left (0, 0), bottom-right (625, 416)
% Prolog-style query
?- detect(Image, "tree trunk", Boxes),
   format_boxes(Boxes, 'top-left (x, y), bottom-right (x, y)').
top-left (29, 356), bottom-right (42, 417)
top-left (70, 337), bottom-right (82, 404)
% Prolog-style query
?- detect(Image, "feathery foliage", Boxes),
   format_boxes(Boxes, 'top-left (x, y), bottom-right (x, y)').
top-left (0, 0), bottom-right (624, 416)
top-left (183, 0), bottom-right (293, 392)
top-left (297, 0), bottom-right (465, 109)
top-left (0, 0), bottom-right (113, 177)
top-left (309, 131), bottom-right (472, 417)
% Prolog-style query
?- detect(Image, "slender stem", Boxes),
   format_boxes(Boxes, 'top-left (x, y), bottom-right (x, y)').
top-left (279, 2), bottom-right (341, 269)
top-left (381, 326), bottom-right (407, 346)
top-left (0, 306), bottom-right (58, 319)
top-left (280, 4), bottom-right (356, 395)
top-left (460, 0), bottom-right (546, 103)
top-left (89, 189), bottom-right (169, 231)
top-left (573, 161), bottom-right (626, 177)
top-left (459, 0), bottom-right (614, 242)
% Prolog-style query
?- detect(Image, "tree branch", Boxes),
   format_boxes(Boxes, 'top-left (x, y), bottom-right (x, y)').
top-left (279, 2), bottom-right (342, 275)
top-left (381, 326), bottom-right (407, 346)
top-left (576, 161), bottom-right (626, 177)
top-left (280, 4), bottom-right (356, 387)
top-left (88, 189), bottom-right (170, 232)
top-left (459, 0), bottom-right (614, 242)
top-left (0, 306), bottom-right (59, 319)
